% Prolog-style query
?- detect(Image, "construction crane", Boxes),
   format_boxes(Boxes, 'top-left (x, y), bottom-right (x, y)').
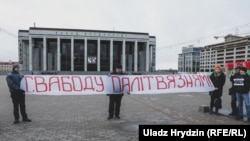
top-left (0, 27), bottom-right (17, 38)
top-left (214, 32), bottom-right (250, 40)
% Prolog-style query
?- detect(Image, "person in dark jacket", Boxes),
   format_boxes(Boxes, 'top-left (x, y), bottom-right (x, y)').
top-left (209, 64), bottom-right (226, 115)
top-left (233, 67), bottom-right (250, 122)
top-left (107, 65), bottom-right (125, 120)
top-left (228, 66), bottom-right (241, 116)
top-left (6, 64), bottom-right (32, 124)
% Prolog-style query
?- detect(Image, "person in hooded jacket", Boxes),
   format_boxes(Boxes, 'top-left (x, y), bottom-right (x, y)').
top-left (209, 64), bottom-right (226, 115)
top-left (6, 64), bottom-right (32, 124)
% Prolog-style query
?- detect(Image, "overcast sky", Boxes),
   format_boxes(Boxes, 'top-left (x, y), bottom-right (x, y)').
top-left (1, 0), bottom-right (250, 70)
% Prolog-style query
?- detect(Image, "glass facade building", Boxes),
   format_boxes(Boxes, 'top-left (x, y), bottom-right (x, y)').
top-left (178, 47), bottom-right (202, 73)
top-left (18, 27), bottom-right (156, 72)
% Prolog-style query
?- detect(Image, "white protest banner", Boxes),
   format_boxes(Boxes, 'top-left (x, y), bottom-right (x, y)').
top-left (20, 74), bottom-right (215, 95)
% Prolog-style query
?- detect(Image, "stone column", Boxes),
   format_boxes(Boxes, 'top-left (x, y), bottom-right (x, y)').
top-left (84, 38), bottom-right (88, 71)
top-left (146, 41), bottom-right (149, 72)
top-left (43, 36), bottom-right (47, 71)
top-left (134, 40), bottom-right (138, 72)
top-left (122, 39), bottom-right (126, 72)
top-left (97, 38), bottom-right (100, 71)
top-left (110, 39), bottom-right (113, 72)
top-left (28, 36), bottom-right (32, 71)
top-left (57, 36), bottom-right (61, 71)
top-left (71, 37), bottom-right (74, 71)
top-left (18, 40), bottom-right (22, 70)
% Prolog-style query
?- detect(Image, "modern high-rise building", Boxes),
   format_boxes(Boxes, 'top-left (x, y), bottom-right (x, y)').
top-left (178, 46), bottom-right (202, 73)
top-left (200, 34), bottom-right (250, 72)
top-left (18, 27), bottom-right (156, 72)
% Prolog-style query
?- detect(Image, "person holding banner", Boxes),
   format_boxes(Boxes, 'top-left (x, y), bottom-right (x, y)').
top-left (107, 65), bottom-right (125, 120)
top-left (6, 64), bottom-right (32, 124)
top-left (209, 64), bottom-right (226, 115)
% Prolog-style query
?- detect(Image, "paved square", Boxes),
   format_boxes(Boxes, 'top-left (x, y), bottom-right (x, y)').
top-left (0, 75), bottom-right (248, 141)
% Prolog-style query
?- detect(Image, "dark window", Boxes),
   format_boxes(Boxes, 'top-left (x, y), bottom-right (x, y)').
top-left (137, 42), bottom-right (146, 71)
top-left (61, 39), bottom-right (71, 71)
top-left (87, 40), bottom-right (97, 71)
top-left (33, 38), bottom-right (43, 71)
top-left (126, 42), bottom-right (134, 71)
top-left (74, 40), bottom-right (85, 71)
top-left (47, 39), bottom-right (57, 71)
top-left (113, 41), bottom-right (122, 70)
top-left (100, 40), bottom-right (110, 71)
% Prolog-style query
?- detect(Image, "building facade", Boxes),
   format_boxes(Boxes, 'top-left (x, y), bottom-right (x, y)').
top-left (200, 35), bottom-right (250, 72)
top-left (18, 27), bottom-right (156, 72)
top-left (0, 61), bottom-right (18, 72)
top-left (178, 47), bottom-right (202, 73)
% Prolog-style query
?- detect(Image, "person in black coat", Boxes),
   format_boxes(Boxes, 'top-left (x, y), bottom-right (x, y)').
top-left (228, 66), bottom-right (241, 116)
top-left (233, 67), bottom-right (250, 122)
top-left (6, 64), bottom-right (32, 124)
top-left (107, 65), bottom-right (125, 120)
top-left (209, 64), bottom-right (226, 115)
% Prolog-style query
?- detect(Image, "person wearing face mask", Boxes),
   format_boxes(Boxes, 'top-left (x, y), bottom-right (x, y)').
top-left (209, 64), bottom-right (226, 115)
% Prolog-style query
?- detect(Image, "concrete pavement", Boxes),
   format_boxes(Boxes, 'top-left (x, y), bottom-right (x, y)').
top-left (0, 75), bottom-right (249, 141)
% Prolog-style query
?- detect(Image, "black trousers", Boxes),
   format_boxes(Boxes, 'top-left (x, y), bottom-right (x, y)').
top-left (11, 93), bottom-right (28, 121)
top-left (108, 95), bottom-right (123, 117)
top-left (210, 93), bottom-right (221, 113)
top-left (230, 92), bottom-right (238, 114)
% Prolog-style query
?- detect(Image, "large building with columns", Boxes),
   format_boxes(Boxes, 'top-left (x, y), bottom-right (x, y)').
top-left (18, 27), bottom-right (156, 73)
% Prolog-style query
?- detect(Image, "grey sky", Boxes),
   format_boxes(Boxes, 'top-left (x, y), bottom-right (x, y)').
top-left (1, 0), bottom-right (250, 69)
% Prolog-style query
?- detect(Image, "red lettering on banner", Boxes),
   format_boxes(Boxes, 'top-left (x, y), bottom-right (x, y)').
top-left (49, 76), bottom-right (61, 91)
top-left (111, 76), bottom-right (121, 92)
top-left (131, 77), bottom-right (141, 91)
top-left (121, 77), bottom-right (130, 92)
top-left (191, 74), bottom-right (202, 87)
top-left (198, 75), bottom-right (213, 87)
top-left (84, 76), bottom-right (95, 91)
top-left (61, 76), bottom-right (73, 92)
top-left (24, 76), bottom-right (34, 92)
top-left (94, 76), bottom-right (104, 92)
top-left (166, 75), bottom-right (176, 89)
top-left (72, 76), bottom-right (83, 91)
top-left (22, 74), bottom-right (214, 95)
top-left (206, 75), bottom-right (213, 87)
top-left (140, 77), bottom-right (144, 91)
top-left (184, 74), bottom-right (193, 87)
top-left (156, 76), bottom-right (168, 89)
top-left (34, 76), bottom-right (47, 92)
top-left (177, 74), bottom-right (186, 88)
top-left (143, 76), bottom-right (153, 90)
